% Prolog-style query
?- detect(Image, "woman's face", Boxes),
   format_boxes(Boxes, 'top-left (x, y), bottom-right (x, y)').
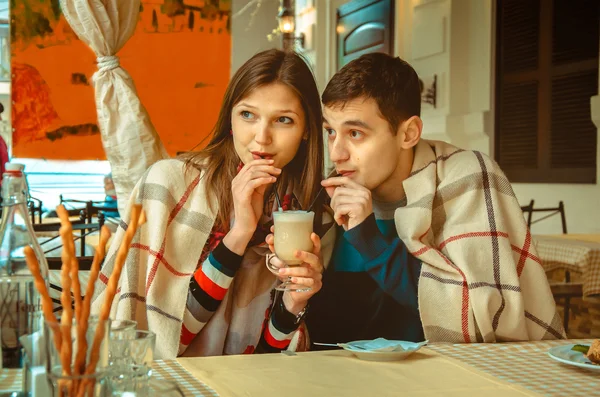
top-left (231, 82), bottom-right (306, 169)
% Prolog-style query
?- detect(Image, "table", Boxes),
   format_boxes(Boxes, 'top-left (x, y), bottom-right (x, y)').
top-left (0, 360), bottom-right (217, 396)
top-left (533, 235), bottom-right (600, 297)
top-left (429, 339), bottom-right (597, 397)
top-left (40, 215), bottom-right (83, 224)
top-left (177, 339), bottom-right (600, 397)
top-left (544, 234), bottom-right (600, 244)
top-left (153, 360), bottom-right (218, 396)
top-left (3, 340), bottom-right (599, 396)
top-left (178, 347), bottom-right (543, 397)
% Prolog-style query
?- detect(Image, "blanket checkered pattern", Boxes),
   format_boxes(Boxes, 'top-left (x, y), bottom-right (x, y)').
top-left (91, 160), bottom-right (217, 359)
top-left (397, 140), bottom-right (565, 342)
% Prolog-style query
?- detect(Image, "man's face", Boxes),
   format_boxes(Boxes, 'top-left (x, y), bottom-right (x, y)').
top-left (323, 97), bottom-right (404, 194)
top-left (104, 176), bottom-right (115, 196)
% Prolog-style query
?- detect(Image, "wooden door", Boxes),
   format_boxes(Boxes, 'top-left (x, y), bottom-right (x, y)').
top-left (337, 0), bottom-right (394, 70)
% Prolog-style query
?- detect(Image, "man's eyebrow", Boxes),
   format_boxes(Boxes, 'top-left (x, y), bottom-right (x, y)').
top-left (343, 119), bottom-right (372, 130)
top-left (322, 118), bottom-right (372, 130)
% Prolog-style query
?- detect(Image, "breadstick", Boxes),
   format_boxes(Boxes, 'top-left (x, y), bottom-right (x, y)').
top-left (57, 206), bottom-right (83, 323)
top-left (78, 205), bottom-right (145, 396)
top-left (23, 246), bottom-right (62, 352)
top-left (57, 206), bottom-right (88, 396)
top-left (81, 225), bottom-right (111, 325)
top-left (73, 225), bottom-right (111, 376)
top-left (58, 238), bottom-right (73, 376)
top-left (58, 239), bottom-right (73, 397)
top-left (56, 206), bottom-right (78, 395)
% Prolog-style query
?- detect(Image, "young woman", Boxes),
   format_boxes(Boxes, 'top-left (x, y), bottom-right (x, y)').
top-left (91, 49), bottom-right (335, 359)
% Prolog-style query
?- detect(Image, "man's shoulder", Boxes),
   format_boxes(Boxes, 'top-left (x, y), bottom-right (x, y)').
top-left (423, 140), bottom-right (503, 180)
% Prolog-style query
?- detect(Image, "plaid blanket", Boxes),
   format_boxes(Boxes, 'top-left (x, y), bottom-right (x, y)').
top-left (90, 159), bottom-right (336, 358)
top-left (397, 140), bottom-right (565, 342)
top-left (90, 159), bottom-right (217, 358)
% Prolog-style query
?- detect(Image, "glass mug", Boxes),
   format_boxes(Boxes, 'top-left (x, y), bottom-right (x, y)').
top-left (267, 210), bottom-right (314, 292)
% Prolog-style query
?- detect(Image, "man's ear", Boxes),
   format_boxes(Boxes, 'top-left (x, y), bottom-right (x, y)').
top-left (398, 116), bottom-right (422, 149)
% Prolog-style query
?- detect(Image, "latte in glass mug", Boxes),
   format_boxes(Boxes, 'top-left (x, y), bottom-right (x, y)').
top-left (273, 210), bottom-right (314, 265)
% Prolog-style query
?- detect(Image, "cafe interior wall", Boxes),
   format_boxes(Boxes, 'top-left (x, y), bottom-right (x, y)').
top-left (11, 0), bottom-right (232, 161)
top-left (231, 0), bottom-right (281, 75)
top-left (8, 1), bottom-right (234, 210)
top-left (297, 0), bottom-right (600, 234)
top-left (8, 0), bottom-right (283, 212)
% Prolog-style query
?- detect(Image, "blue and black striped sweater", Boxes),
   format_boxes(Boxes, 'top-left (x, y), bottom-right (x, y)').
top-left (308, 203), bottom-right (424, 346)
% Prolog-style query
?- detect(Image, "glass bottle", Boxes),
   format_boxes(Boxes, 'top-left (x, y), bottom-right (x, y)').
top-left (0, 163), bottom-right (49, 372)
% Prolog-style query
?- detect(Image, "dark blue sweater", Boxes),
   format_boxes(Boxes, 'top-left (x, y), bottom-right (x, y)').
top-left (307, 212), bottom-right (424, 346)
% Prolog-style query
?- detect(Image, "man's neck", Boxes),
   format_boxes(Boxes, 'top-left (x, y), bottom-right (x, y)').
top-left (372, 147), bottom-right (415, 203)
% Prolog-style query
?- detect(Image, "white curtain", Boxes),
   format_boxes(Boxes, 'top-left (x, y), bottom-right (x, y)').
top-left (60, 0), bottom-right (168, 216)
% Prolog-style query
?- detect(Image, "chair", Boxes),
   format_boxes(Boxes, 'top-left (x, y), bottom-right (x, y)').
top-left (520, 199), bottom-right (535, 230)
top-left (48, 256), bottom-right (95, 314)
top-left (60, 195), bottom-right (118, 225)
top-left (521, 200), bottom-right (577, 333)
top-left (33, 210), bottom-right (104, 261)
top-left (521, 200), bottom-right (567, 234)
top-left (27, 196), bottom-right (44, 224)
top-left (59, 195), bottom-right (91, 216)
top-left (84, 202), bottom-right (119, 227)
top-left (46, 256), bottom-right (95, 271)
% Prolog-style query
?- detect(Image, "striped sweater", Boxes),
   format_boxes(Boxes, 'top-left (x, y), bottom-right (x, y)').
top-left (180, 240), bottom-right (300, 354)
top-left (90, 159), bottom-right (333, 358)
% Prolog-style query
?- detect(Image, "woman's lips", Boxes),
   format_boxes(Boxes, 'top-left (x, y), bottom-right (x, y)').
top-left (251, 151), bottom-right (274, 160)
top-left (252, 153), bottom-right (273, 160)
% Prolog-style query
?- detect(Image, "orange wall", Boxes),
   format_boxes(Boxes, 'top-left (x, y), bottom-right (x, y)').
top-left (11, 5), bottom-right (231, 160)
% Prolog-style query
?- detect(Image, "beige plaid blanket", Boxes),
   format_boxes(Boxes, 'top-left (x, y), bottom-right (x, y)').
top-left (91, 160), bottom-right (217, 358)
top-left (90, 159), bottom-right (335, 358)
top-left (396, 140), bottom-right (565, 342)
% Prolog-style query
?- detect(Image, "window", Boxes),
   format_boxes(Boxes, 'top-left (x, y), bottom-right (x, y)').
top-left (14, 159), bottom-right (111, 213)
top-left (495, 0), bottom-right (599, 183)
top-left (0, 0), bottom-right (7, 81)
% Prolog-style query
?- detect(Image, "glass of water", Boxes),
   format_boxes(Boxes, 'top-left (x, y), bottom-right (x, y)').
top-left (107, 330), bottom-right (156, 395)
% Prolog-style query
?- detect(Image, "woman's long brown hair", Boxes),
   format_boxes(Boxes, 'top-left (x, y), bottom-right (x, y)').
top-left (182, 49), bottom-right (325, 234)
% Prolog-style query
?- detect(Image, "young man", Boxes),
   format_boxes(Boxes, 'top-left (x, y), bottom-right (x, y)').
top-left (306, 53), bottom-right (564, 345)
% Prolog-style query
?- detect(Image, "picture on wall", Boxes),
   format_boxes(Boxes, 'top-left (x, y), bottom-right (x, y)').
top-left (11, 0), bottom-right (231, 160)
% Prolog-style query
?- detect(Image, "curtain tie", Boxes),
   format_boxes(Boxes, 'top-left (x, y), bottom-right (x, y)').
top-left (97, 55), bottom-right (120, 72)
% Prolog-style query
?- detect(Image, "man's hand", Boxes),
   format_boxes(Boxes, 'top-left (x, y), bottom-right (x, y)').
top-left (321, 176), bottom-right (373, 231)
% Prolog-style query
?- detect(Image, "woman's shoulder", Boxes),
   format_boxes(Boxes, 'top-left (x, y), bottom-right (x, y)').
top-left (142, 158), bottom-right (203, 191)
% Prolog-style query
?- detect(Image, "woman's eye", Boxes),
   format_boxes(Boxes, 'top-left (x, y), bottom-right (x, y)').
top-left (277, 116), bottom-right (293, 124)
top-left (241, 111), bottom-right (253, 119)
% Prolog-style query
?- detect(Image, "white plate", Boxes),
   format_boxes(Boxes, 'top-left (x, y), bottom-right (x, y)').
top-left (547, 344), bottom-right (600, 371)
top-left (340, 340), bottom-right (428, 362)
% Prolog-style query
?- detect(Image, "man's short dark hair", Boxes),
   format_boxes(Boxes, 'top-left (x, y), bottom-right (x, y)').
top-left (322, 53), bottom-right (421, 134)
